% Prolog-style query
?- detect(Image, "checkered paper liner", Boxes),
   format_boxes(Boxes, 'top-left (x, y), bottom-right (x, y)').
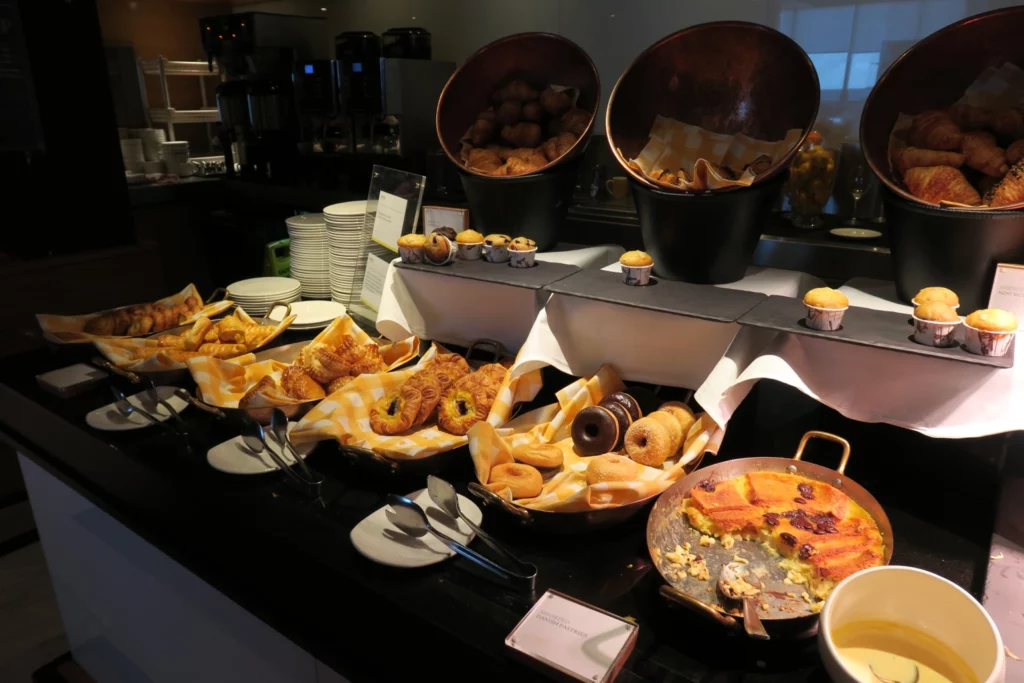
top-left (629, 115), bottom-right (804, 191)
top-left (289, 345), bottom-right (544, 460)
top-left (467, 364), bottom-right (724, 513)
top-left (36, 283), bottom-right (233, 344)
top-left (93, 308), bottom-right (296, 372)
top-left (889, 62), bottom-right (1024, 209)
top-left (187, 315), bottom-right (420, 409)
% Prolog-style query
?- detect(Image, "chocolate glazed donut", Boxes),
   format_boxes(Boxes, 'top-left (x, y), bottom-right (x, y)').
top-left (601, 392), bottom-right (642, 422)
top-left (571, 406), bottom-right (620, 456)
top-left (599, 400), bottom-right (633, 450)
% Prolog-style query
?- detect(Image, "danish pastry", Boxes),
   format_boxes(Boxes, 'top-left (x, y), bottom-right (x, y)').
top-left (625, 417), bottom-right (673, 467)
top-left (239, 376), bottom-right (277, 411)
top-left (405, 371), bottom-right (443, 426)
top-left (487, 463), bottom-right (543, 499)
top-left (183, 316), bottom-right (213, 351)
top-left (370, 384), bottom-right (423, 435)
top-left (511, 443), bottom-right (563, 469)
top-left (326, 375), bottom-right (355, 394)
top-left (586, 454), bottom-right (638, 485)
top-left (438, 383), bottom-right (492, 436)
top-left (196, 343), bottom-right (247, 359)
top-left (281, 366), bottom-right (325, 401)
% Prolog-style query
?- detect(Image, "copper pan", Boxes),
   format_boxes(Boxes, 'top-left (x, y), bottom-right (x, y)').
top-left (606, 21), bottom-right (819, 191)
top-left (861, 6), bottom-right (1024, 211)
top-left (647, 431), bottom-right (893, 639)
top-left (435, 32), bottom-right (599, 179)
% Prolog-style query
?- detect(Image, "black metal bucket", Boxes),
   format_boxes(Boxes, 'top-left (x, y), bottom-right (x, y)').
top-left (458, 156), bottom-right (582, 251)
top-left (632, 175), bottom-right (784, 284)
top-left (885, 189), bottom-right (1024, 311)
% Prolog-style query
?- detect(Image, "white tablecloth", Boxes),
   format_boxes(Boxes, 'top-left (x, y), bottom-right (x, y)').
top-left (509, 266), bottom-right (823, 389)
top-left (375, 244), bottom-right (624, 351)
top-left (694, 278), bottom-right (1024, 438)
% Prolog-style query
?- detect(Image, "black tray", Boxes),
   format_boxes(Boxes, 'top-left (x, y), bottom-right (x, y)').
top-left (543, 268), bottom-right (766, 322)
top-left (737, 295), bottom-right (1014, 368)
top-left (394, 258), bottom-right (579, 291)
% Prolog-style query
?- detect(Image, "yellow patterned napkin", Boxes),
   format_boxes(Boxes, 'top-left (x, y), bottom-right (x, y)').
top-left (187, 315), bottom-right (420, 409)
top-left (36, 283), bottom-right (233, 344)
top-left (93, 308), bottom-right (295, 372)
top-left (629, 115), bottom-right (803, 191)
top-left (289, 345), bottom-right (544, 460)
top-left (468, 364), bottom-right (723, 512)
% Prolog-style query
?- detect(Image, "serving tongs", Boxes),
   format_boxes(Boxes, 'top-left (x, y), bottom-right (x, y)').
top-left (239, 413), bottom-right (323, 498)
top-left (386, 491), bottom-right (537, 591)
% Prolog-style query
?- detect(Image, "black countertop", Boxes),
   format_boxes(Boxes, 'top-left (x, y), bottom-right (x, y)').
top-left (0, 341), bottom-right (1004, 683)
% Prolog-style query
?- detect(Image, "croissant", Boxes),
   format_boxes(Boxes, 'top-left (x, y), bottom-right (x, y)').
top-left (993, 108), bottom-right (1024, 139)
top-left (504, 156), bottom-right (546, 176)
top-left (895, 146), bottom-right (966, 174)
top-left (1007, 140), bottom-right (1024, 166)
top-left (908, 111), bottom-right (963, 151)
top-left (984, 161), bottom-right (1024, 208)
top-left (281, 366), bottom-right (325, 401)
top-left (466, 148), bottom-right (503, 174)
top-left (541, 132), bottom-right (577, 162)
top-left (961, 132), bottom-right (1008, 177)
top-left (239, 376), bottom-right (278, 411)
top-left (903, 165), bottom-right (981, 206)
top-left (503, 147), bottom-right (548, 166)
top-left (948, 103), bottom-right (993, 131)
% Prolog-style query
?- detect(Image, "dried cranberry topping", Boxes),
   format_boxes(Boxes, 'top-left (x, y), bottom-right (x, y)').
top-left (780, 510), bottom-right (801, 519)
top-left (763, 513), bottom-right (780, 527)
top-left (799, 544), bottom-right (814, 560)
top-left (780, 532), bottom-right (798, 546)
top-left (696, 479), bottom-right (716, 493)
top-left (797, 483), bottom-right (815, 500)
top-left (794, 497), bottom-right (807, 504)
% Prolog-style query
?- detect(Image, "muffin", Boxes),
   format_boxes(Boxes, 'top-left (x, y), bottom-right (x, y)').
top-left (430, 226), bottom-right (458, 242)
top-left (964, 308), bottom-right (1017, 357)
top-left (423, 232), bottom-right (456, 266)
top-left (397, 233), bottom-right (426, 264)
top-left (912, 302), bottom-right (961, 348)
top-left (455, 229), bottom-right (484, 261)
top-left (483, 233), bottom-right (511, 263)
top-left (803, 287), bottom-right (849, 331)
top-left (508, 237), bottom-right (538, 268)
top-left (619, 250), bottom-right (654, 286)
top-left (913, 286), bottom-right (959, 309)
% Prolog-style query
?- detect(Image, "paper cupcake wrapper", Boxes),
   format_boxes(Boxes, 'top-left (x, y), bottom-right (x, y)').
top-left (621, 263), bottom-right (652, 286)
top-left (456, 242), bottom-right (483, 260)
top-left (398, 245), bottom-right (425, 264)
top-left (805, 304), bottom-right (847, 331)
top-left (509, 248), bottom-right (537, 268)
top-left (964, 323), bottom-right (1015, 357)
top-left (912, 316), bottom-right (961, 348)
top-left (483, 244), bottom-right (510, 263)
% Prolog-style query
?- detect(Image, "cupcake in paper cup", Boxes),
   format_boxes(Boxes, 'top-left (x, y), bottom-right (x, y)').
top-left (455, 229), bottom-right (484, 260)
top-left (912, 286), bottom-right (959, 310)
top-left (803, 287), bottom-right (848, 331)
top-left (964, 308), bottom-right (1017, 357)
top-left (483, 233), bottom-right (511, 263)
top-left (912, 302), bottom-right (961, 348)
top-left (619, 250), bottom-right (654, 286)
top-left (423, 232), bottom-right (456, 266)
top-left (397, 233), bottom-right (426, 264)
top-left (508, 237), bottom-right (537, 268)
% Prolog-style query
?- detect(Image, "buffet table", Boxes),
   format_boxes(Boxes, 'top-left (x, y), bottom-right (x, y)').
top-left (2, 339), bottom-right (1019, 683)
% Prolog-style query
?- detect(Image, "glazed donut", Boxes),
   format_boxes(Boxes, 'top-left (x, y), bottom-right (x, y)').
top-left (601, 392), bottom-right (642, 422)
top-left (659, 401), bottom-right (696, 436)
top-left (625, 417), bottom-right (673, 467)
top-left (571, 406), bottom-right (620, 456)
top-left (600, 400), bottom-right (633, 450)
top-left (511, 443), bottom-right (564, 469)
top-left (649, 410), bottom-right (683, 455)
top-left (487, 462), bottom-right (543, 498)
top-left (586, 454), bottom-right (639, 485)
top-left (370, 384), bottom-right (423, 435)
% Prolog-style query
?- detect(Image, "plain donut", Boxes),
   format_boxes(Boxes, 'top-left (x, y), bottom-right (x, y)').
top-left (487, 462), bottom-right (543, 498)
top-left (511, 443), bottom-right (564, 469)
top-left (625, 417), bottom-right (673, 467)
top-left (649, 410), bottom-right (683, 455)
top-left (586, 454), bottom-right (638, 485)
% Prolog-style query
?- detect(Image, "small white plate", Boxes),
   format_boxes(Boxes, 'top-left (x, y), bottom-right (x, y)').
top-left (207, 422), bottom-right (317, 474)
top-left (829, 227), bottom-right (882, 240)
top-left (267, 300), bottom-right (346, 327)
top-left (350, 488), bottom-right (482, 568)
top-left (85, 387), bottom-right (189, 431)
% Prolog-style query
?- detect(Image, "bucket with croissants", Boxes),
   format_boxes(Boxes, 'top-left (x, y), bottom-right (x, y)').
top-left (435, 33), bottom-right (599, 250)
top-left (861, 6), bottom-right (1024, 309)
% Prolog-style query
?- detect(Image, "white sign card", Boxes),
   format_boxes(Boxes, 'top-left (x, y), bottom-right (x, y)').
top-left (422, 206), bottom-right (469, 235)
top-left (506, 591), bottom-right (637, 683)
top-left (370, 191), bottom-right (409, 252)
top-left (989, 263), bottom-right (1024, 319)
top-left (359, 253), bottom-right (391, 312)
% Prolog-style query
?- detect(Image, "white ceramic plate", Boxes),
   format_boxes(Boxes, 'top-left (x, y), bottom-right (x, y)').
top-left (267, 299), bottom-right (346, 326)
top-left (227, 277), bottom-right (302, 298)
top-left (350, 488), bottom-right (482, 568)
top-left (207, 422), bottom-right (317, 474)
top-left (85, 387), bottom-right (189, 431)
top-left (829, 227), bottom-right (882, 240)
top-left (323, 200), bottom-right (369, 216)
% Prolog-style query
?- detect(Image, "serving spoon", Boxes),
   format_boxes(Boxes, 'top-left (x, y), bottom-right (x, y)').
top-left (110, 387), bottom-right (177, 434)
top-left (270, 407), bottom-right (319, 485)
top-left (718, 561), bottom-right (770, 640)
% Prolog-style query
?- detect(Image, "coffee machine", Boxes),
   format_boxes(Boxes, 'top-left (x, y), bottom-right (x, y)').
top-left (201, 12), bottom-right (326, 179)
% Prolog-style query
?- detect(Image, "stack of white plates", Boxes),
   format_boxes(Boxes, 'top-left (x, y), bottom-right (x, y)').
top-left (286, 214), bottom-right (330, 299)
top-left (140, 128), bottom-right (167, 162)
top-left (267, 300), bottom-right (346, 331)
top-left (324, 200), bottom-right (371, 304)
top-left (120, 139), bottom-right (145, 173)
top-left (226, 277), bottom-right (302, 317)
top-left (161, 141), bottom-right (192, 176)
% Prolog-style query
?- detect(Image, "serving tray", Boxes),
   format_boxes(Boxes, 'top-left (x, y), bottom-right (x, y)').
top-left (543, 269), bottom-right (767, 323)
top-left (737, 295), bottom-right (1014, 368)
top-left (395, 258), bottom-right (579, 291)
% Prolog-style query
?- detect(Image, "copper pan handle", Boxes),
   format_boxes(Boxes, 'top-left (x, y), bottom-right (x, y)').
top-left (468, 482), bottom-right (532, 522)
top-left (658, 585), bottom-right (739, 630)
top-left (792, 430), bottom-right (851, 474)
top-left (205, 287), bottom-right (227, 304)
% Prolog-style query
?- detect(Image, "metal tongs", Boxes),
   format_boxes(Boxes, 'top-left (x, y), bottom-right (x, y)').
top-left (239, 412), bottom-right (323, 498)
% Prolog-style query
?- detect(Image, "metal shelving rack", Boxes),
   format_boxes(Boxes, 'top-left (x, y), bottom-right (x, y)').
top-left (136, 57), bottom-right (220, 143)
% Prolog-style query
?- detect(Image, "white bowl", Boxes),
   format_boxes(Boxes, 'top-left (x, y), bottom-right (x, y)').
top-left (819, 566), bottom-right (1004, 683)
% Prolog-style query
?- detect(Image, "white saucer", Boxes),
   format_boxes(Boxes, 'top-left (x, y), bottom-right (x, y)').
top-left (830, 227), bottom-right (882, 240)
top-left (267, 299), bottom-right (346, 327)
top-left (207, 422), bottom-right (317, 474)
top-left (85, 387), bottom-right (189, 431)
top-left (350, 488), bottom-right (482, 568)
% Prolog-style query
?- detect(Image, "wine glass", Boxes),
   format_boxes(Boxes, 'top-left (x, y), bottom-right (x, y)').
top-left (846, 165), bottom-right (868, 226)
